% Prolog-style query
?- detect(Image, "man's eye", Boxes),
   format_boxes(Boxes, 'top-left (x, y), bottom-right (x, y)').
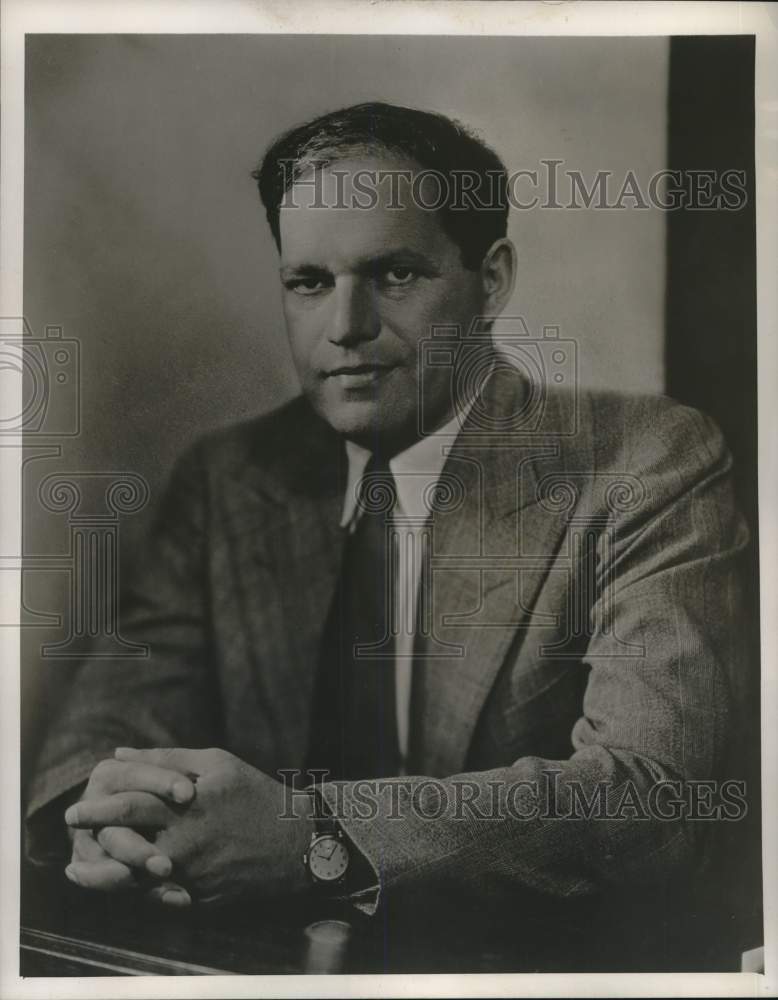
top-left (286, 278), bottom-right (327, 295)
top-left (382, 267), bottom-right (417, 286)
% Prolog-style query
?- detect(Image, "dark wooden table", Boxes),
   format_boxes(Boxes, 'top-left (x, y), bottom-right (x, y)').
top-left (19, 863), bottom-right (739, 976)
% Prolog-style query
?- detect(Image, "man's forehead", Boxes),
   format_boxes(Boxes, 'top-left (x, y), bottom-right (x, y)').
top-left (284, 154), bottom-right (420, 209)
top-left (278, 160), bottom-right (454, 267)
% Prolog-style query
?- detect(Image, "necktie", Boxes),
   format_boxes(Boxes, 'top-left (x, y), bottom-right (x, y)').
top-left (407, 577), bottom-right (428, 776)
top-left (306, 454), bottom-right (400, 781)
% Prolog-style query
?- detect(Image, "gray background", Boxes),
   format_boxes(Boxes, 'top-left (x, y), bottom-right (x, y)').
top-left (22, 33), bottom-right (669, 761)
top-left (24, 34), bottom-right (668, 499)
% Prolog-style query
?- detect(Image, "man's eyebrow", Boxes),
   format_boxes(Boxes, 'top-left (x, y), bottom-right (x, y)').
top-left (356, 249), bottom-right (441, 274)
top-left (279, 264), bottom-right (331, 280)
top-left (280, 249), bottom-right (441, 281)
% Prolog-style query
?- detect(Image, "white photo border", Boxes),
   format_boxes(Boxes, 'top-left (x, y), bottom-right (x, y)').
top-left (1, 2), bottom-right (776, 997)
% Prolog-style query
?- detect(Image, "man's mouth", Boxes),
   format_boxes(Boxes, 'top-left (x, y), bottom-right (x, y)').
top-left (325, 363), bottom-right (395, 388)
top-left (327, 363), bottom-right (391, 375)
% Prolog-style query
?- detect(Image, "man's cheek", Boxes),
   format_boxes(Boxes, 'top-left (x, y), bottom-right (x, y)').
top-left (285, 317), bottom-right (319, 375)
top-left (287, 340), bottom-right (313, 383)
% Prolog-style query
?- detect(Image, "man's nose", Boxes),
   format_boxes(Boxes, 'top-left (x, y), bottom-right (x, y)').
top-left (328, 277), bottom-right (381, 345)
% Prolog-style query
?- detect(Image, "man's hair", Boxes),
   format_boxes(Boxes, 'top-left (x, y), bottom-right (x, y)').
top-left (252, 101), bottom-right (509, 270)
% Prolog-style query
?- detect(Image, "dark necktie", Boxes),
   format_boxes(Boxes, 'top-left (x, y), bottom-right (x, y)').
top-left (306, 454), bottom-right (400, 781)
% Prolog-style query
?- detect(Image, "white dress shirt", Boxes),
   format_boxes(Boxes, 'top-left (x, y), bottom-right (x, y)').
top-left (339, 407), bottom-right (471, 772)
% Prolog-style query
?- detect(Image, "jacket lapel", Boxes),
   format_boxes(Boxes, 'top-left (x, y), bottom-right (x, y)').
top-left (414, 372), bottom-right (573, 776)
top-left (235, 403), bottom-right (347, 768)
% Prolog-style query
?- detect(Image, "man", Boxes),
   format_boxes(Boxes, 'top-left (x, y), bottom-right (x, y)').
top-left (26, 103), bottom-right (749, 918)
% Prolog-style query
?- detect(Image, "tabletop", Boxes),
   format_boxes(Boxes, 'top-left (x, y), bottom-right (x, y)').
top-left (19, 862), bottom-right (738, 977)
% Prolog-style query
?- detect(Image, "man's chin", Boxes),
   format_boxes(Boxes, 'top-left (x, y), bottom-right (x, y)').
top-left (314, 398), bottom-right (416, 450)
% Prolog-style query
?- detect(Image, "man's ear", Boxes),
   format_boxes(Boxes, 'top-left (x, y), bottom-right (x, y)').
top-left (479, 238), bottom-right (516, 316)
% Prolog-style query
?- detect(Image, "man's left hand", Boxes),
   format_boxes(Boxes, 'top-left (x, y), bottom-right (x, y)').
top-left (65, 747), bottom-right (315, 906)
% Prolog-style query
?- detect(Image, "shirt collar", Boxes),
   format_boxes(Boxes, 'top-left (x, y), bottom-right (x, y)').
top-left (340, 403), bottom-right (473, 529)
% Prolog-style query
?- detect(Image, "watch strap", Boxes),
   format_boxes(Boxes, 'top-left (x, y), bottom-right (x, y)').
top-left (311, 789), bottom-right (339, 836)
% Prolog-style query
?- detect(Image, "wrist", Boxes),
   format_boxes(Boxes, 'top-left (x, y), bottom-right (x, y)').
top-left (285, 793), bottom-right (316, 895)
top-left (303, 791), bottom-right (362, 895)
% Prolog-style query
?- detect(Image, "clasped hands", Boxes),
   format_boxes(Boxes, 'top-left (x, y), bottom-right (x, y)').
top-left (65, 747), bottom-right (314, 907)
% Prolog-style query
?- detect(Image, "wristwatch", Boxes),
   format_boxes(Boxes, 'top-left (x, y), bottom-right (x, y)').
top-left (304, 793), bottom-right (351, 889)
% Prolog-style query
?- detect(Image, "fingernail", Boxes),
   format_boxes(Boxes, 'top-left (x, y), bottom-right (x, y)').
top-left (172, 780), bottom-right (192, 804)
top-left (161, 889), bottom-right (190, 907)
top-left (114, 747), bottom-right (135, 758)
top-left (65, 866), bottom-right (80, 886)
top-left (146, 855), bottom-right (172, 878)
top-left (64, 806), bottom-right (78, 825)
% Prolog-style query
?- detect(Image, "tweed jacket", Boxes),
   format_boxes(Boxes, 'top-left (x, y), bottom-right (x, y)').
top-left (26, 367), bottom-right (750, 912)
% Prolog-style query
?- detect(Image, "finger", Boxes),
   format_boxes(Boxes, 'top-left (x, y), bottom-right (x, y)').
top-left (145, 882), bottom-right (193, 908)
top-left (71, 829), bottom-right (106, 863)
top-left (65, 792), bottom-right (171, 830)
top-left (94, 759), bottom-right (194, 804)
top-left (66, 858), bottom-right (136, 892)
top-left (114, 746), bottom-right (221, 776)
top-left (96, 826), bottom-right (173, 878)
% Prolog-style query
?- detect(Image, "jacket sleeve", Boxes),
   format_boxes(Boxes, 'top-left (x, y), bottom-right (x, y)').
top-left (319, 402), bottom-right (751, 915)
top-left (24, 441), bottom-right (221, 864)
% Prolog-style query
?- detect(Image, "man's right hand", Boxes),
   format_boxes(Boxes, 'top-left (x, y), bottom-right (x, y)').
top-left (65, 757), bottom-right (197, 907)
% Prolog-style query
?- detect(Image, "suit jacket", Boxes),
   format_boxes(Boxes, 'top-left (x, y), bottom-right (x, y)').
top-left (26, 366), bottom-right (750, 915)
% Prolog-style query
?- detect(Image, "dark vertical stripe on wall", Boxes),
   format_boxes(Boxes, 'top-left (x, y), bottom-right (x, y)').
top-left (666, 35), bottom-right (757, 527)
top-left (665, 34), bottom-right (761, 962)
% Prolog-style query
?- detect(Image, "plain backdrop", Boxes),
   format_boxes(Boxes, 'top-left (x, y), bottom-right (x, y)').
top-left (21, 33), bottom-right (669, 772)
top-left (24, 34), bottom-right (668, 498)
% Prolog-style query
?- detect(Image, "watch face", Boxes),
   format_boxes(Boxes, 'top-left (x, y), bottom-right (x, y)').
top-left (309, 835), bottom-right (349, 882)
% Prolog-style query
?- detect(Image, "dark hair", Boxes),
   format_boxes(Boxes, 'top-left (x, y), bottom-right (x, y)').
top-left (252, 101), bottom-right (509, 270)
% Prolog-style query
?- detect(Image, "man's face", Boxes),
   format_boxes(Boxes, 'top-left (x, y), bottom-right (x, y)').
top-left (278, 156), bottom-right (486, 450)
